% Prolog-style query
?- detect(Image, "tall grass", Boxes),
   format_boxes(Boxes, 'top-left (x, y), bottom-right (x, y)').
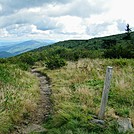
top-left (39, 58), bottom-right (134, 134)
top-left (0, 63), bottom-right (39, 133)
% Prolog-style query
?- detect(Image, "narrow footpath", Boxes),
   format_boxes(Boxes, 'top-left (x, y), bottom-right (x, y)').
top-left (12, 69), bottom-right (52, 134)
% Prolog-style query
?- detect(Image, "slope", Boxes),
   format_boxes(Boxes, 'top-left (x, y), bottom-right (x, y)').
top-left (0, 32), bottom-right (134, 134)
top-left (35, 32), bottom-right (134, 51)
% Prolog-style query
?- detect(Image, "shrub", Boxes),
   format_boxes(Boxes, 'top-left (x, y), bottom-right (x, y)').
top-left (0, 58), bottom-right (8, 63)
top-left (103, 44), bottom-right (134, 58)
top-left (45, 56), bottom-right (67, 70)
top-left (15, 62), bottom-right (30, 71)
top-left (18, 54), bottom-right (36, 65)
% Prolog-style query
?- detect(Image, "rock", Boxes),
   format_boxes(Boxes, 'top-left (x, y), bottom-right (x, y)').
top-left (117, 117), bottom-right (134, 133)
top-left (90, 119), bottom-right (105, 125)
top-left (23, 124), bottom-right (47, 133)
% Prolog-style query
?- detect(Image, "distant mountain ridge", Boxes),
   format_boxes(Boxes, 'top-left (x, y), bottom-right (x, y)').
top-left (0, 51), bottom-right (13, 58)
top-left (0, 40), bottom-right (55, 58)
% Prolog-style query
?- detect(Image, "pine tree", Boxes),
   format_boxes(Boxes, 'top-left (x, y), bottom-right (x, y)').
top-left (125, 24), bottom-right (131, 40)
top-left (125, 24), bottom-right (131, 33)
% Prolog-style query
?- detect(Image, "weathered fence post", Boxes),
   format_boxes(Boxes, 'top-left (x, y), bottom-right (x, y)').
top-left (98, 66), bottom-right (113, 119)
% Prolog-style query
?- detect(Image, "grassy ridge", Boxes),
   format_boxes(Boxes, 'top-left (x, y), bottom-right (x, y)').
top-left (38, 58), bottom-right (134, 134)
top-left (0, 31), bottom-right (133, 133)
top-left (35, 32), bottom-right (134, 50)
top-left (0, 64), bottom-right (39, 133)
top-left (2, 32), bottom-right (133, 71)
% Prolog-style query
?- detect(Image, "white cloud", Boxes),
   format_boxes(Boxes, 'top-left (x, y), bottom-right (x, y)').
top-left (6, 24), bottom-right (35, 36)
top-left (55, 16), bottom-right (84, 34)
top-left (0, 0), bottom-right (72, 15)
top-left (0, 28), bottom-right (9, 37)
top-left (0, 0), bottom-right (133, 41)
top-left (43, 0), bottom-right (109, 18)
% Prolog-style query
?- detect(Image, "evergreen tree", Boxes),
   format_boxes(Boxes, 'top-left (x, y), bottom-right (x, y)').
top-left (125, 24), bottom-right (131, 40)
top-left (125, 24), bottom-right (131, 33)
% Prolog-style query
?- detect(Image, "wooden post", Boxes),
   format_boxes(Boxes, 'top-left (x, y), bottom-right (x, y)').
top-left (98, 66), bottom-right (113, 119)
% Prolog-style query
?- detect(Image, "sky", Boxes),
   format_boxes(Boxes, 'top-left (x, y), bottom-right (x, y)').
top-left (0, 0), bottom-right (133, 41)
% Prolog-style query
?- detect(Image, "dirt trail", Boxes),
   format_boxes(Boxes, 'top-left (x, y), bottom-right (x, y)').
top-left (12, 69), bottom-right (52, 134)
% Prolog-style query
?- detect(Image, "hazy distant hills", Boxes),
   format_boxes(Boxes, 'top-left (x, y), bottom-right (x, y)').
top-left (0, 51), bottom-right (14, 58)
top-left (0, 40), bottom-right (55, 58)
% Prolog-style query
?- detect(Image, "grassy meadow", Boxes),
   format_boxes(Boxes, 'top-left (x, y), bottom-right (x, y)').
top-left (0, 31), bottom-right (134, 133)
top-left (0, 63), bottom-right (40, 133)
top-left (0, 58), bottom-right (133, 134)
top-left (36, 58), bottom-right (134, 134)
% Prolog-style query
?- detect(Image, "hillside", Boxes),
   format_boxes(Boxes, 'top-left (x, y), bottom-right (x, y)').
top-left (29, 32), bottom-right (134, 61)
top-left (0, 32), bottom-right (133, 60)
top-left (0, 31), bottom-right (132, 71)
top-left (36, 32), bottom-right (134, 51)
top-left (38, 58), bottom-right (134, 134)
top-left (0, 32), bottom-right (134, 133)
top-left (0, 58), bottom-right (134, 134)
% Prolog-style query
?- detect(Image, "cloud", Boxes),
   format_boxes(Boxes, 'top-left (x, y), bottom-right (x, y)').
top-left (0, 0), bottom-right (109, 17)
top-left (35, 17), bottom-right (62, 31)
top-left (0, 0), bottom-right (133, 40)
top-left (6, 24), bottom-right (35, 36)
top-left (0, 8), bottom-right (61, 32)
top-left (0, 28), bottom-right (9, 37)
top-left (86, 23), bottom-right (109, 36)
top-left (86, 21), bottom-right (120, 37)
top-left (68, 0), bottom-right (108, 18)
top-left (116, 20), bottom-right (127, 32)
top-left (0, 0), bottom-right (70, 16)
top-left (0, 0), bottom-right (73, 16)
top-left (44, 0), bottom-right (109, 18)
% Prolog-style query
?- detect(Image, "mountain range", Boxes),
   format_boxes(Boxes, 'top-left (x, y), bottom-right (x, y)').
top-left (0, 40), bottom-right (55, 58)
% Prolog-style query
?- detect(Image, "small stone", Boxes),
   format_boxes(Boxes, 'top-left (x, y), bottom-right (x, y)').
top-left (117, 117), bottom-right (133, 133)
top-left (23, 124), bottom-right (47, 133)
top-left (90, 119), bottom-right (105, 125)
top-left (90, 114), bottom-right (98, 119)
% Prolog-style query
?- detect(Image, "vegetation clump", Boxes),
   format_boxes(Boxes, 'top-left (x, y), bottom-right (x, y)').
top-left (45, 55), bottom-right (67, 70)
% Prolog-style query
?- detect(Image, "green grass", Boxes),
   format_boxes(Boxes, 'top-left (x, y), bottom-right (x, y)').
top-left (0, 63), bottom-right (40, 133)
top-left (0, 31), bottom-right (134, 134)
top-left (37, 58), bottom-right (134, 134)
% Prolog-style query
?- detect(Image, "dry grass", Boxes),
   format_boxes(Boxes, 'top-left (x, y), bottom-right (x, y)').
top-left (0, 64), bottom-right (40, 133)
top-left (39, 58), bottom-right (134, 133)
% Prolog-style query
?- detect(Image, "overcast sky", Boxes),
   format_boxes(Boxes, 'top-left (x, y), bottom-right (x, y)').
top-left (0, 0), bottom-right (133, 41)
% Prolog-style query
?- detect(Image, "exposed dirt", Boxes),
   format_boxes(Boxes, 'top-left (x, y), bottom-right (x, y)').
top-left (11, 69), bottom-right (52, 134)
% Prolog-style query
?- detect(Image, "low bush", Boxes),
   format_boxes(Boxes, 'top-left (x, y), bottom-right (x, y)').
top-left (103, 43), bottom-right (134, 58)
top-left (45, 55), bottom-right (67, 70)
